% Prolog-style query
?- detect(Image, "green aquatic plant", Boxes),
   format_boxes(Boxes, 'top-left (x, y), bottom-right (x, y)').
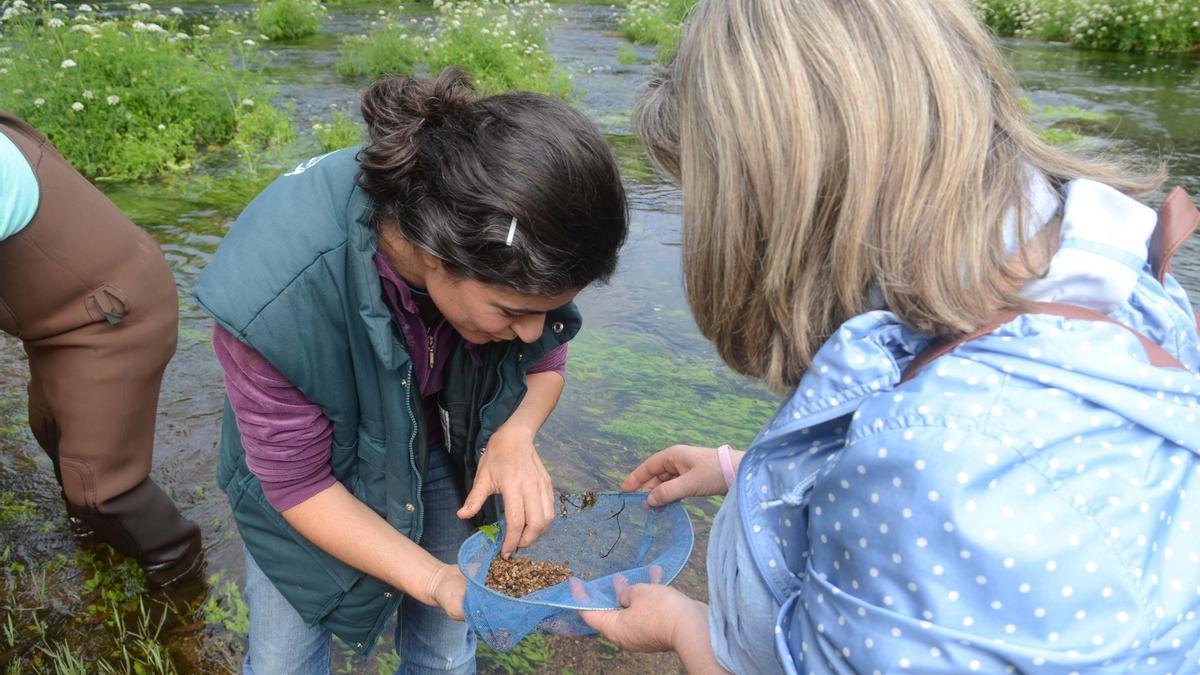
top-left (427, 0), bottom-right (570, 96)
top-left (312, 108), bottom-right (364, 152)
top-left (0, 492), bottom-right (37, 522)
top-left (336, 0), bottom-right (570, 97)
top-left (1022, 96), bottom-right (1120, 147)
top-left (476, 633), bottom-right (551, 674)
top-left (335, 20), bottom-right (426, 79)
top-left (255, 0), bottom-right (324, 40)
top-left (618, 0), bottom-right (694, 61)
top-left (0, 1), bottom-right (294, 179)
top-left (616, 43), bottom-right (640, 65)
top-left (202, 573), bottom-right (250, 639)
top-left (566, 330), bottom-right (777, 455)
top-left (478, 523), bottom-right (501, 542)
top-left (606, 133), bottom-right (655, 182)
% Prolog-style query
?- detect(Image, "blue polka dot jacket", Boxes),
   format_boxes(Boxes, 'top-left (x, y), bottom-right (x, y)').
top-left (706, 180), bottom-right (1200, 674)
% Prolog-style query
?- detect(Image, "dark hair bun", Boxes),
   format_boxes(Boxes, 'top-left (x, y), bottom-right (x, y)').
top-left (359, 67), bottom-right (476, 176)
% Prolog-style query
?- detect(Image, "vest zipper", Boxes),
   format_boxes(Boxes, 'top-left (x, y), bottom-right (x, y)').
top-left (427, 334), bottom-right (435, 370)
top-left (403, 362), bottom-right (423, 545)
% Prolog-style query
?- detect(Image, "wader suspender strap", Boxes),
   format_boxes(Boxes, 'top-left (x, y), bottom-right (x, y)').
top-left (903, 188), bottom-right (1199, 383)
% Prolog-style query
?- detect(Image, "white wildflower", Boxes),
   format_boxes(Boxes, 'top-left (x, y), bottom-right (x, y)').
top-left (71, 101), bottom-right (84, 112)
top-left (77, 3), bottom-right (93, 11)
top-left (52, 2), bottom-right (66, 9)
top-left (82, 89), bottom-right (94, 99)
top-left (157, 123), bottom-right (166, 130)
top-left (60, 58), bottom-right (77, 68)
top-left (241, 98), bottom-right (254, 107)
top-left (106, 94), bottom-right (120, 105)
top-left (170, 6), bottom-right (183, 14)
top-left (12, 0), bottom-right (28, 9)
top-left (196, 24), bottom-right (209, 32)
top-left (242, 38), bottom-right (256, 45)
top-left (33, 97), bottom-right (44, 107)
top-left (47, 17), bottom-right (64, 27)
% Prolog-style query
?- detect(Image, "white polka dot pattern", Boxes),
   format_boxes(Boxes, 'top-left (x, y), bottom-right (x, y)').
top-left (711, 293), bottom-right (1200, 674)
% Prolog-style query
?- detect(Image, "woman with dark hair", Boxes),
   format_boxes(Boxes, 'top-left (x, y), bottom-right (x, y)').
top-left (194, 68), bottom-right (628, 673)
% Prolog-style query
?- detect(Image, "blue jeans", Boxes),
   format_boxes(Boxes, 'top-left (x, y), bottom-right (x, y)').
top-left (242, 446), bottom-right (477, 674)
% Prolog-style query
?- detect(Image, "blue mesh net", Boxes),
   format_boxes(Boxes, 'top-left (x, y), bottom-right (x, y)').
top-left (458, 491), bottom-right (694, 652)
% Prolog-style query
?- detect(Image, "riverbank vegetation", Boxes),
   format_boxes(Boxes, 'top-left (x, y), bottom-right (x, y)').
top-left (970, 0), bottom-right (1200, 52)
top-left (0, 1), bottom-right (294, 179)
top-left (337, 0), bottom-right (570, 96)
top-left (615, 0), bottom-right (1200, 59)
top-left (617, 0), bottom-right (692, 61)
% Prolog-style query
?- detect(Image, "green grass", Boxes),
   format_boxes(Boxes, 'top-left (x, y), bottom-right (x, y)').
top-left (0, 2), bottom-right (295, 179)
top-left (255, 0), bottom-right (324, 40)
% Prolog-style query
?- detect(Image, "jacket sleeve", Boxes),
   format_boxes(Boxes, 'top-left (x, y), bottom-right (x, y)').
top-left (778, 427), bottom-right (1149, 674)
top-left (212, 323), bottom-right (337, 512)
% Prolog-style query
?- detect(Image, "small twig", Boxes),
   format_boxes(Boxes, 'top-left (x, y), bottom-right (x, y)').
top-left (600, 500), bottom-right (626, 559)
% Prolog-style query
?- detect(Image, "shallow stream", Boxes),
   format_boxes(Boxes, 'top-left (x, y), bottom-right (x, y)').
top-left (1, 4), bottom-right (1197, 673)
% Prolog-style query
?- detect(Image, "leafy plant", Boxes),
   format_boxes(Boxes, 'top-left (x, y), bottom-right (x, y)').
top-left (478, 523), bottom-right (500, 542)
top-left (476, 633), bottom-right (551, 674)
top-left (969, 0), bottom-right (1200, 52)
top-left (311, 108), bottom-right (364, 152)
top-left (202, 573), bottom-right (250, 639)
top-left (0, 1), bottom-right (294, 179)
top-left (336, 0), bottom-right (570, 97)
top-left (618, 0), bottom-right (694, 61)
top-left (255, 0), bottom-right (324, 41)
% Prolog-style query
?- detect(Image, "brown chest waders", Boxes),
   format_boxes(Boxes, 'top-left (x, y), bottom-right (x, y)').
top-left (0, 111), bottom-right (202, 587)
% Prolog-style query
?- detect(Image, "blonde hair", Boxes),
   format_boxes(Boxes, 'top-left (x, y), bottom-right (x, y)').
top-left (634, 0), bottom-right (1163, 394)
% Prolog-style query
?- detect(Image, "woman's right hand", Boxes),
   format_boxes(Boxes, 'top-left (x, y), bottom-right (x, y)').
top-left (430, 564), bottom-right (467, 621)
top-left (621, 445), bottom-right (742, 506)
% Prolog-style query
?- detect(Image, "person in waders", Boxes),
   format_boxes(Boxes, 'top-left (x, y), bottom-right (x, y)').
top-left (0, 111), bottom-right (202, 587)
top-left (194, 68), bottom-right (628, 673)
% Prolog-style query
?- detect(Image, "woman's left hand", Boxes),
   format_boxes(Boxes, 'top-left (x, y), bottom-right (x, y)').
top-left (457, 424), bottom-right (555, 557)
top-left (579, 578), bottom-right (707, 653)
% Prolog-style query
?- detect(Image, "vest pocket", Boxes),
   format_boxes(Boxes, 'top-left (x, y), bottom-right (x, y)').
top-left (353, 431), bottom-right (388, 518)
top-left (228, 469), bottom-right (361, 598)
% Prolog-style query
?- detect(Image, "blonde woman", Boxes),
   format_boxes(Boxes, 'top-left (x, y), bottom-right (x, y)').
top-left (581, 1), bottom-right (1200, 673)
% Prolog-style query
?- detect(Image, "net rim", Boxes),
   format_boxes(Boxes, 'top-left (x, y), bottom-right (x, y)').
top-left (456, 491), bottom-right (695, 611)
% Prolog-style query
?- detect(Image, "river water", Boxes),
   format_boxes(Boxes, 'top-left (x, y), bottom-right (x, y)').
top-left (0, 4), bottom-right (1196, 673)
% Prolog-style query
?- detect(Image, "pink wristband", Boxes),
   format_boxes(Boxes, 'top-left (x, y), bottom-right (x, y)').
top-left (717, 444), bottom-right (736, 489)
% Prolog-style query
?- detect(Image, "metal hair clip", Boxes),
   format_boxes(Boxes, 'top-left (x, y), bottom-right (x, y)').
top-left (505, 217), bottom-right (517, 246)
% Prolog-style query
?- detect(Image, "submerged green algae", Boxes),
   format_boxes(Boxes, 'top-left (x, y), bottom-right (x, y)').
top-left (566, 330), bottom-right (777, 455)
